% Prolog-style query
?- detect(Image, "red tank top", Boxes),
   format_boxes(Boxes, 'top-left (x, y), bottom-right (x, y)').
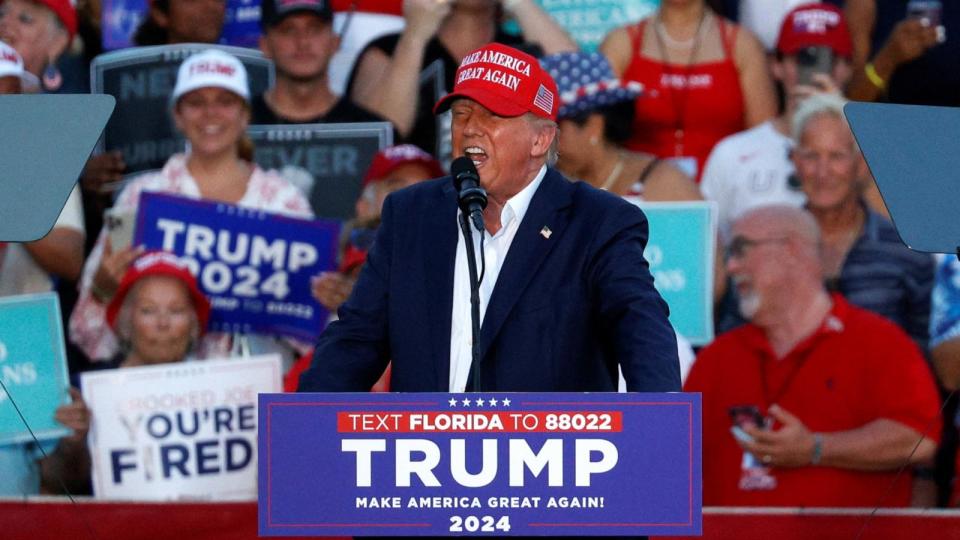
top-left (622, 17), bottom-right (745, 181)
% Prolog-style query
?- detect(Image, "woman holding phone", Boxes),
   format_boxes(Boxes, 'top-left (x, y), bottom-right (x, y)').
top-left (70, 49), bottom-right (313, 363)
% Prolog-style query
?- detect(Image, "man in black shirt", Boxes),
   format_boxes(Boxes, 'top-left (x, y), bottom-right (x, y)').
top-left (254, 0), bottom-right (388, 126)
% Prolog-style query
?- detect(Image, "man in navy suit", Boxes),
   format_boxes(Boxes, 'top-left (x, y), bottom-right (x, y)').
top-left (299, 43), bottom-right (680, 393)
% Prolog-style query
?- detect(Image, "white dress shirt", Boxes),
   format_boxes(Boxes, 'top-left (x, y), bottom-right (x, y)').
top-left (449, 165), bottom-right (547, 392)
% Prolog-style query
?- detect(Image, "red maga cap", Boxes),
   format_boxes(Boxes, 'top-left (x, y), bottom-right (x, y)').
top-left (433, 43), bottom-right (559, 121)
top-left (106, 251), bottom-right (211, 333)
top-left (777, 3), bottom-right (852, 58)
top-left (362, 144), bottom-right (445, 187)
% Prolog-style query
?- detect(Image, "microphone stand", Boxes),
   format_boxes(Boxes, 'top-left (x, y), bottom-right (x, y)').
top-left (458, 211), bottom-right (483, 393)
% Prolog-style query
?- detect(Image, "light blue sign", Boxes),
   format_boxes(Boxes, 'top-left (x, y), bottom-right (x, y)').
top-left (0, 293), bottom-right (70, 445)
top-left (632, 200), bottom-right (716, 346)
top-left (505, 0), bottom-right (658, 52)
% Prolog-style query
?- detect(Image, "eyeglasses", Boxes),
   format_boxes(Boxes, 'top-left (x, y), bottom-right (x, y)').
top-left (725, 236), bottom-right (790, 261)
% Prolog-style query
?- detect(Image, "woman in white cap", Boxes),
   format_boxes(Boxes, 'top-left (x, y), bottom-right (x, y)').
top-left (70, 49), bottom-right (313, 363)
top-left (0, 39), bottom-right (36, 93)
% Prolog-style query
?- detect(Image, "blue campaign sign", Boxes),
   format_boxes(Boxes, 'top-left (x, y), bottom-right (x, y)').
top-left (133, 192), bottom-right (340, 341)
top-left (0, 293), bottom-right (70, 445)
top-left (102, 0), bottom-right (262, 50)
top-left (259, 392), bottom-right (701, 536)
top-left (220, 0), bottom-right (264, 49)
top-left (631, 200), bottom-right (716, 346)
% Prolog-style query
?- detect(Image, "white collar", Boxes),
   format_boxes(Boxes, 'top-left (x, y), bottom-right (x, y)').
top-left (498, 165), bottom-right (547, 231)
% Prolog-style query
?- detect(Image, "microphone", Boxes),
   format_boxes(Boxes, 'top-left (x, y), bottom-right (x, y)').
top-left (451, 156), bottom-right (487, 232)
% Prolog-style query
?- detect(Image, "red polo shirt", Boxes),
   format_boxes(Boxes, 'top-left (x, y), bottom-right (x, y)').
top-left (685, 295), bottom-right (941, 507)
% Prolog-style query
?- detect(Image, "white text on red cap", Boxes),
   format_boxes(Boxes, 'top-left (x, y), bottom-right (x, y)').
top-left (457, 67), bottom-right (521, 92)
top-left (793, 9), bottom-right (841, 34)
top-left (461, 50), bottom-right (532, 77)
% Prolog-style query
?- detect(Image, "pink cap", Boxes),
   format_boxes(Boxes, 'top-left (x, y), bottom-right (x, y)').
top-left (777, 3), bottom-right (852, 58)
top-left (106, 251), bottom-right (211, 333)
top-left (362, 144), bottom-right (445, 187)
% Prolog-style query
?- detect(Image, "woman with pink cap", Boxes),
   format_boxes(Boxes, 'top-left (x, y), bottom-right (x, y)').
top-left (0, 0), bottom-right (75, 90)
top-left (70, 49), bottom-right (313, 364)
top-left (39, 251), bottom-right (212, 495)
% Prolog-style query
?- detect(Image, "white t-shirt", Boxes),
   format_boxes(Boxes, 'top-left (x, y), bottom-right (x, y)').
top-left (449, 166), bottom-right (546, 393)
top-left (0, 185), bottom-right (84, 296)
top-left (700, 120), bottom-right (806, 240)
top-left (739, 0), bottom-right (818, 51)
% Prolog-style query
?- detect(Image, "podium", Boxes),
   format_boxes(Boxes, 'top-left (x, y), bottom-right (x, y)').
top-left (258, 392), bottom-right (702, 536)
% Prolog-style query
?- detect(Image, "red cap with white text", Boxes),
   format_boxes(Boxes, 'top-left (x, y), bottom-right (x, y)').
top-left (433, 43), bottom-right (559, 121)
top-left (362, 144), bottom-right (445, 187)
top-left (106, 251), bottom-right (211, 333)
top-left (777, 3), bottom-right (852, 58)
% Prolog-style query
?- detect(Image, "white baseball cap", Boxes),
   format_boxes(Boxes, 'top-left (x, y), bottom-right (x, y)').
top-left (0, 40), bottom-right (38, 90)
top-left (171, 49), bottom-right (250, 105)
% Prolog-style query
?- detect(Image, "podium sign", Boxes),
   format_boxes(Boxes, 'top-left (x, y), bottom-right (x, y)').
top-left (259, 392), bottom-right (701, 536)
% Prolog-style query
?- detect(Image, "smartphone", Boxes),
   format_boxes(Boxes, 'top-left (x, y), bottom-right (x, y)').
top-left (730, 425), bottom-right (755, 444)
top-left (728, 405), bottom-right (765, 429)
top-left (104, 207), bottom-right (136, 251)
top-left (795, 46), bottom-right (834, 87)
top-left (908, 0), bottom-right (946, 43)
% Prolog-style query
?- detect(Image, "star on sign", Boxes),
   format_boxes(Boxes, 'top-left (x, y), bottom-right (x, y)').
top-left (448, 398), bottom-right (458, 407)
top-left (475, 398), bottom-right (485, 407)
top-left (488, 398), bottom-right (498, 407)
top-left (501, 398), bottom-right (511, 407)
top-left (462, 398), bottom-right (472, 407)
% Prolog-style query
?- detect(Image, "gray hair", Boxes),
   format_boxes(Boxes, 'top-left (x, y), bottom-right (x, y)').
top-left (791, 92), bottom-right (851, 144)
top-left (524, 114), bottom-right (559, 166)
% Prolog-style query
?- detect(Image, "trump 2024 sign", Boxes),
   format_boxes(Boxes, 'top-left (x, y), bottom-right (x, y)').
top-left (259, 392), bottom-right (701, 536)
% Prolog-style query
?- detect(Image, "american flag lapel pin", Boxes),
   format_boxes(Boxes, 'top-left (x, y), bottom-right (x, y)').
top-left (540, 226), bottom-right (552, 239)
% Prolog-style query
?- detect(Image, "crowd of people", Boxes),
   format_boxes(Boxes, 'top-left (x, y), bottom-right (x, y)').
top-left (1, 0), bottom-right (959, 510)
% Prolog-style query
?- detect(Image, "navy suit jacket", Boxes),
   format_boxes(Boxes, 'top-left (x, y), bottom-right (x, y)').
top-left (299, 168), bottom-right (680, 393)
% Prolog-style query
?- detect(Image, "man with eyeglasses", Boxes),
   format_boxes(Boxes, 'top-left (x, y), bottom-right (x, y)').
top-left (717, 92), bottom-right (935, 354)
top-left (685, 204), bottom-right (940, 507)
